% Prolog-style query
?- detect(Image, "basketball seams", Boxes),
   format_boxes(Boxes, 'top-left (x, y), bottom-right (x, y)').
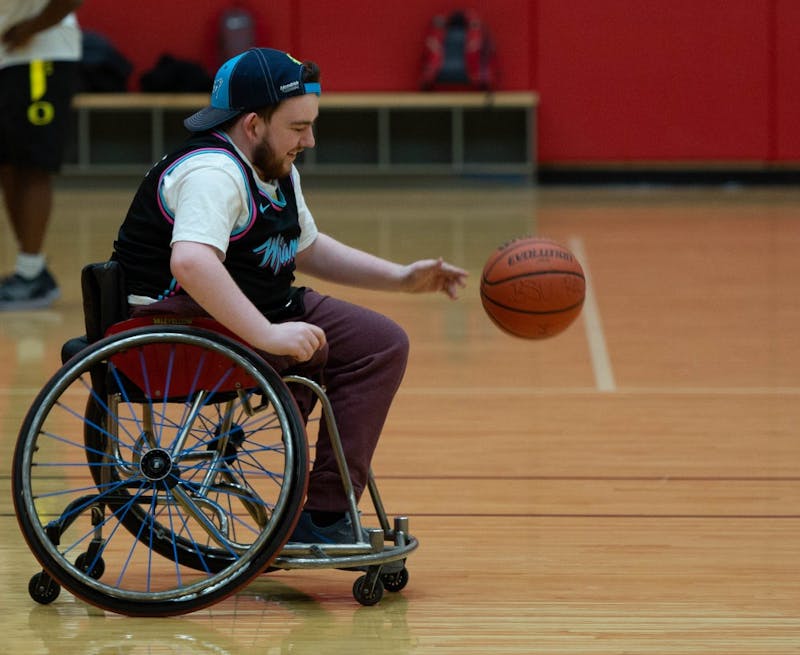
top-left (480, 289), bottom-right (584, 315)
top-left (481, 269), bottom-right (585, 286)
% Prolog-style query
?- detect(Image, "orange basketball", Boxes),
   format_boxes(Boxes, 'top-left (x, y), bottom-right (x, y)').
top-left (480, 237), bottom-right (586, 339)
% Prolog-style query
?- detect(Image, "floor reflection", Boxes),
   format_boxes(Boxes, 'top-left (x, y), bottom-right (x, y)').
top-left (25, 576), bottom-right (414, 655)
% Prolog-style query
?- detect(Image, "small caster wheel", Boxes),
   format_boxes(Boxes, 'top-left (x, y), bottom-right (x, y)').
top-left (353, 575), bottom-right (384, 606)
top-left (381, 567), bottom-right (409, 592)
top-left (75, 552), bottom-right (105, 579)
top-left (29, 572), bottom-right (60, 604)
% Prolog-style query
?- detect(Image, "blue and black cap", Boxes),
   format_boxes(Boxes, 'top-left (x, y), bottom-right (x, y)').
top-left (184, 48), bottom-right (322, 132)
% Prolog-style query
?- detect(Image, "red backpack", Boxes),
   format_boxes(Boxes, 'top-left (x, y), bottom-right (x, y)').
top-left (420, 9), bottom-right (497, 91)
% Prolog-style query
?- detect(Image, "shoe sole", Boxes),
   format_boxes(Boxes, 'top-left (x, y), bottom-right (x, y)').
top-left (0, 289), bottom-right (60, 311)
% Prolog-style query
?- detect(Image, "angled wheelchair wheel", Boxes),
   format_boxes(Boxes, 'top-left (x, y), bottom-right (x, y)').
top-left (12, 326), bottom-right (308, 616)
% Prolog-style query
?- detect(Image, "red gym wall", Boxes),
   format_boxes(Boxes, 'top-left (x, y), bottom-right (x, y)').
top-left (75, 0), bottom-right (800, 166)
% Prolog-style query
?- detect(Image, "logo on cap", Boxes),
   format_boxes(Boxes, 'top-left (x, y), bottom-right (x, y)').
top-left (280, 81), bottom-right (300, 93)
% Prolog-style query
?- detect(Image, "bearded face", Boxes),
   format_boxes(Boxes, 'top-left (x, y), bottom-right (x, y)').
top-left (250, 95), bottom-right (318, 181)
top-left (251, 138), bottom-right (289, 180)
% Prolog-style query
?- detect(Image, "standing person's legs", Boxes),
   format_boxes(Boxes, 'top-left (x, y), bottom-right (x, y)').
top-left (0, 165), bottom-right (53, 254)
top-left (0, 61), bottom-right (77, 309)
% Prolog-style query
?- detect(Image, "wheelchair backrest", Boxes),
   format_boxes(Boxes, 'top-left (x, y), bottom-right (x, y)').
top-left (82, 260), bottom-right (129, 343)
top-left (61, 261), bottom-right (129, 364)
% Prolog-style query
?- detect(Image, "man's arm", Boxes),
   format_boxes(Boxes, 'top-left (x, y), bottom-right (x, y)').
top-left (2, 0), bottom-right (83, 50)
top-left (170, 241), bottom-right (325, 361)
top-left (295, 233), bottom-right (468, 299)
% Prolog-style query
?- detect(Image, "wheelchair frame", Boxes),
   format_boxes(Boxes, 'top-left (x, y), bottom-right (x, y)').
top-left (12, 262), bottom-right (417, 616)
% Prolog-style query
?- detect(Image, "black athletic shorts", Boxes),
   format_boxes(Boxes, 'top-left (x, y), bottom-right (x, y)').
top-left (0, 60), bottom-right (78, 172)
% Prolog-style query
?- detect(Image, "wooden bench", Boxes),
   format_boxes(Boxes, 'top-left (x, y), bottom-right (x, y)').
top-left (68, 91), bottom-right (538, 178)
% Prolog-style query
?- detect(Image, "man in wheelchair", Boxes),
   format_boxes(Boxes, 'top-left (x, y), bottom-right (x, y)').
top-left (111, 47), bottom-right (467, 545)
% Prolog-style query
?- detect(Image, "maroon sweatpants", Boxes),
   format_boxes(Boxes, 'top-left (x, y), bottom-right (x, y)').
top-left (131, 289), bottom-right (409, 512)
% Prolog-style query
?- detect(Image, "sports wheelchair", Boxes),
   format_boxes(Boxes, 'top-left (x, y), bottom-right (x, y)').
top-left (12, 262), bottom-right (417, 616)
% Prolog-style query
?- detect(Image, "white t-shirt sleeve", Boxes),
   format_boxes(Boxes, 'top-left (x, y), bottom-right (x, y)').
top-left (291, 166), bottom-right (318, 252)
top-left (161, 156), bottom-right (316, 257)
top-left (161, 153), bottom-right (251, 257)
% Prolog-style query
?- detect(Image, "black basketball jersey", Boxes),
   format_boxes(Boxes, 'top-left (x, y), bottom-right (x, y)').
top-left (113, 131), bottom-right (304, 317)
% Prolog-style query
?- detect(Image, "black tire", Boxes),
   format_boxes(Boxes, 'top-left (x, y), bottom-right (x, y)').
top-left (353, 575), bottom-right (384, 606)
top-left (29, 572), bottom-right (60, 604)
top-left (75, 552), bottom-right (105, 579)
top-left (381, 567), bottom-right (409, 592)
top-left (13, 326), bottom-right (308, 616)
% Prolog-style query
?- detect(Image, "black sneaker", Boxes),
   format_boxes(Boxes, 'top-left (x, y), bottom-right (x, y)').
top-left (289, 510), bottom-right (369, 544)
top-left (0, 269), bottom-right (60, 310)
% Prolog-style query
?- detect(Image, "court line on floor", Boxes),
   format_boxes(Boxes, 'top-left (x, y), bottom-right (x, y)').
top-left (343, 384), bottom-right (781, 396)
top-left (3, 386), bottom-right (800, 397)
top-left (398, 386), bottom-right (800, 395)
top-left (568, 236), bottom-right (616, 392)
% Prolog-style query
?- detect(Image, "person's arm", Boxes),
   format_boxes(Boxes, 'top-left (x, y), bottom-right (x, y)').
top-left (170, 241), bottom-right (325, 361)
top-left (295, 232), bottom-right (468, 299)
top-left (2, 0), bottom-right (83, 50)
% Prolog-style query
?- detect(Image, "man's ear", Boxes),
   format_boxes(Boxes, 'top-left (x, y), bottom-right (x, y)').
top-left (240, 111), bottom-right (261, 140)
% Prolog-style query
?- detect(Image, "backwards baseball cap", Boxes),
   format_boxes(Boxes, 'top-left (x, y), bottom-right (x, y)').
top-left (184, 48), bottom-right (321, 132)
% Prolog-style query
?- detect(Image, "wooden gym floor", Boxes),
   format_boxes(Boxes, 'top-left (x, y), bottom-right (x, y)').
top-left (0, 179), bottom-right (798, 653)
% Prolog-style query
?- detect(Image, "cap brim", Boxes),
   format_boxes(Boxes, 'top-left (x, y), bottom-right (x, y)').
top-left (184, 106), bottom-right (242, 132)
